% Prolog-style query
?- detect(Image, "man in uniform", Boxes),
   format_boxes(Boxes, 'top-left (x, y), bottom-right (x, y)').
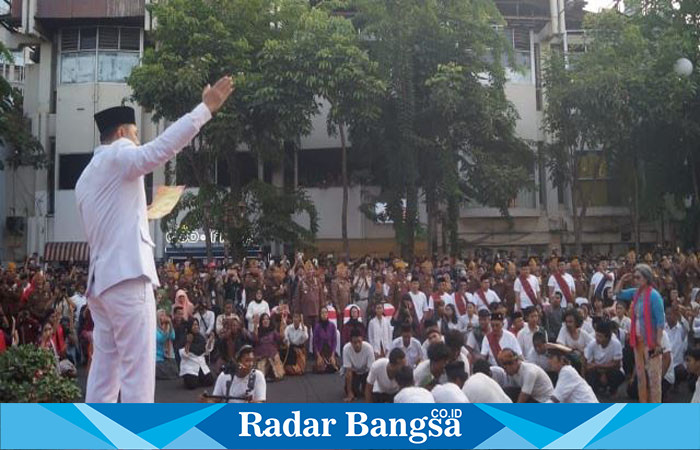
top-left (331, 263), bottom-right (352, 329)
top-left (294, 261), bottom-right (324, 330)
top-left (76, 76), bottom-right (235, 402)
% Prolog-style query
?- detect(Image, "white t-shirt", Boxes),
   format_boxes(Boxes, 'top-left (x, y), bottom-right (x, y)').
top-left (391, 337), bottom-right (423, 368)
top-left (526, 348), bottom-right (550, 371)
top-left (556, 327), bottom-right (593, 353)
top-left (342, 341), bottom-right (375, 373)
top-left (590, 271), bottom-right (615, 296)
top-left (692, 378), bottom-right (700, 403)
top-left (660, 330), bottom-right (674, 385)
top-left (552, 365), bottom-right (598, 403)
top-left (367, 358), bottom-right (400, 394)
top-left (212, 369), bottom-right (266, 403)
top-left (665, 322), bottom-right (688, 370)
top-left (463, 373), bottom-right (512, 403)
top-left (514, 275), bottom-right (540, 310)
top-left (517, 325), bottom-right (542, 358)
top-left (71, 293), bottom-right (87, 325)
top-left (394, 386), bottom-right (435, 403)
top-left (432, 382), bottom-right (469, 403)
top-left (584, 336), bottom-right (623, 372)
top-left (509, 361), bottom-right (554, 403)
top-left (409, 291), bottom-right (430, 321)
top-left (548, 273), bottom-right (576, 307)
top-left (413, 359), bottom-right (438, 388)
top-left (480, 330), bottom-right (522, 365)
top-left (473, 289), bottom-right (502, 311)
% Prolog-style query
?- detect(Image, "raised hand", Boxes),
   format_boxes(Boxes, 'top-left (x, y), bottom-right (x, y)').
top-left (202, 76), bottom-right (235, 115)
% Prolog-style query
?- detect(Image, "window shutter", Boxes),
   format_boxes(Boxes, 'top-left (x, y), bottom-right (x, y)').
top-left (61, 29), bottom-right (79, 51)
top-left (120, 28), bottom-right (141, 51)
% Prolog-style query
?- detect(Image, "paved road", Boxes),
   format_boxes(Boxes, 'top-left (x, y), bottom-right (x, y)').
top-left (77, 366), bottom-right (693, 403)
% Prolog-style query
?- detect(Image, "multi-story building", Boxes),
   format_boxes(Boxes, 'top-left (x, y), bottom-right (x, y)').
top-left (0, 0), bottom-right (663, 262)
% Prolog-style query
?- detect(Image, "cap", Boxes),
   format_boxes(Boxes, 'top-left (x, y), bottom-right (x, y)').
top-left (94, 106), bottom-right (136, 134)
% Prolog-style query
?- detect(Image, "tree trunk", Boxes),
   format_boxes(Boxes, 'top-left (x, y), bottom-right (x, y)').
top-left (340, 124), bottom-right (350, 261)
top-left (404, 183), bottom-right (418, 260)
top-left (633, 161), bottom-right (640, 254)
top-left (203, 205), bottom-right (214, 263)
top-left (571, 178), bottom-right (582, 256)
top-left (447, 194), bottom-right (459, 256)
top-left (426, 187), bottom-right (436, 257)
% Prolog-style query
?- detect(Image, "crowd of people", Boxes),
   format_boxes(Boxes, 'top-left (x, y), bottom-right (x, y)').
top-left (2, 249), bottom-right (700, 404)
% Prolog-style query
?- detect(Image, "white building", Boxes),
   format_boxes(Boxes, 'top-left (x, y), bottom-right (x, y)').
top-left (0, 0), bottom-right (663, 262)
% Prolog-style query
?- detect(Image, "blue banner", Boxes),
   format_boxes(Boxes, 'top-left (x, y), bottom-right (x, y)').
top-left (1, 403), bottom-right (699, 449)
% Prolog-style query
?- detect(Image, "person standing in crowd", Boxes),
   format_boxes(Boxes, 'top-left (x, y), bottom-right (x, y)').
top-left (215, 301), bottom-right (238, 337)
top-left (174, 290), bottom-right (195, 320)
top-left (546, 343), bottom-right (598, 403)
top-left (331, 263), bottom-right (352, 328)
top-left (473, 274), bottom-right (501, 312)
top-left (664, 305), bottom-right (689, 389)
top-left (211, 345), bottom-right (266, 403)
top-left (612, 300), bottom-right (632, 342)
top-left (155, 309), bottom-right (177, 380)
top-left (481, 312), bottom-right (522, 365)
top-left (584, 320), bottom-right (625, 396)
top-left (367, 303), bottom-right (393, 359)
top-left (544, 292), bottom-right (565, 343)
top-left (408, 279), bottom-right (431, 323)
top-left (342, 329), bottom-right (375, 402)
top-left (499, 348), bottom-right (554, 403)
top-left (431, 361), bottom-right (470, 403)
top-left (341, 305), bottom-right (364, 346)
top-left (365, 348), bottom-right (406, 403)
top-left (452, 279), bottom-right (472, 320)
top-left (353, 264), bottom-right (372, 318)
top-left (245, 289), bottom-right (270, 333)
top-left (253, 313), bottom-right (284, 381)
top-left (615, 265), bottom-right (666, 403)
top-left (73, 75), bottom-right (233, 404)
top-left (295, 261), bottom-right (324, 330)
top-left (590, 259), bottom-right (615, 305)
top-left (313, 307), bottom-right (338, 373)
top-left (548, 258), bottom-right (576, 308)
top-left (514, 260), bottom-right (540, 312)
top-left (393, 366), bottom-right (435, 403)
top-left (179, 320), bottom-right (214, 390)
top-left (194, 300), bottom-right (216, 340)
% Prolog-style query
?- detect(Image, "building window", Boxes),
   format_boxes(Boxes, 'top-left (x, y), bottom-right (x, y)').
top-left (60, 27), bottom-right (141, 84)
top-left (47, 139), bottom-right (56, 214)
top-left (58, 154), bottom-right (92, 190)
top-left (576, 151), bottom-right (626, 207)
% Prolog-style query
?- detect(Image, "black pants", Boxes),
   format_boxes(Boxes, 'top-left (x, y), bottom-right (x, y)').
top-left (346, 371), bottom-right (368, 398)
top-left (586, 368), bottom-right (625, 394)
top-left (183, 369), bottom-right (214, 390)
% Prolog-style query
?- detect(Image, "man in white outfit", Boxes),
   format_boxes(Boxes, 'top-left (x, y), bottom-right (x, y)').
top-left (76, 76), bottom-right (234, 403)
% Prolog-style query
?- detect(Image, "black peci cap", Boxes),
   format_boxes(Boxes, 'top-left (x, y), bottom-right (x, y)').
top-left (94, 106), bottom-right (136, 134)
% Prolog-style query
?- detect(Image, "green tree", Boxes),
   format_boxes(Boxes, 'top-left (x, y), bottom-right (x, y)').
top-left (349, 0), bottom-right (532, 258)
top-left (129, 0), bottom-right (321, 260)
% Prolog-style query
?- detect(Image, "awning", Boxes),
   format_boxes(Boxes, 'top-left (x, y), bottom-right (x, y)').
top-left (44, 242), bottom-right (90, 262)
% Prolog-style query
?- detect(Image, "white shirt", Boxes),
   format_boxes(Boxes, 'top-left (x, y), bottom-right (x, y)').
top-left (422, 336), bottom-right (446, 360)
top-left (660, 331), bottom-right (674, 384)
top-left (692, 378), bottom-right (700, 403)
top-left (245, 300), bottom-right (270, 333)
top-left (342, 341), bottom-right (375, 373)
top-left (582, 317), bottom-right (595, 336)
top-left (367, 316), bottom-right (394, 356)
top-left (391, 337), bottom-right (423, 368)
top-left (526, 348), bottom-right (550, 371)
top-left (584, 336), bottom-right (623, 372)
top-left (463, 373), bottom-right (512, 403)
top-left (432, 382), bottom-right (469, 403)
top-left (284, 323), bottom-right (309, 346)
top-left (480, 330), bottom-right (522, 365)
top-left (367, 358), bottom-right (400, 394)
top-left (409, 291), bottom-right (430, 321)
top-left (394, 386), bottom-right (435, 403)
top-left (590, 271), bottom-right (615, 296)
top-left (548, 273), bottom-right (576, 307)
top-left (665, 322), bottom-right (688, 369)
top-left (557, 327), bottom-right (593, 353)
top-left (212, 369), bottom-right (266, 403)
top-left (459, 314), bottom-right (479, 334)
top-left (517, 325), bottom-right (542, 358)
top-left (413, 359), bottom-right (438, 388)
top-left (509, 361), bottom-right (554, 403)
top-left (194, 310), bottom-right (216, 338)
top-left (552, 365), bottom-right (598, 403)
top-left (473, 289), bottom-right (501, 311)
top-left (178, 347), bottom-right (210, 377)
top-left (215, 313), bottom-right (238, 335)
top-left (514, 275), bottom-right (540, 309)
top-left (76, 103), bottom-right (211, 297)
top-left (70, 293), bottom-right (87, 325)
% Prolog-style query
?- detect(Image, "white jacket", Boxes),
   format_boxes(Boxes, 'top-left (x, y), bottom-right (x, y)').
top-left (367, 316), bottom-right (393, 356)
top-left (76, 104), bottom-right (212, 297)
top-left (178, 347), bottom-right (211, 377)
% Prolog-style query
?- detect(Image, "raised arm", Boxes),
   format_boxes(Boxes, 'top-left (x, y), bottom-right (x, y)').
top-left (119, 76), bottom-right (235, 180)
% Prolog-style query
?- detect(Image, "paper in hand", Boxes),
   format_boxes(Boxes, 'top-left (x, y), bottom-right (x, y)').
top-left (147, 185), bottom-right (185, 220)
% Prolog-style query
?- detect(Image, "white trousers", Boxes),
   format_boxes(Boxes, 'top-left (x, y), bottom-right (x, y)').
top-left (85, 277), bottom-right (156, 403)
